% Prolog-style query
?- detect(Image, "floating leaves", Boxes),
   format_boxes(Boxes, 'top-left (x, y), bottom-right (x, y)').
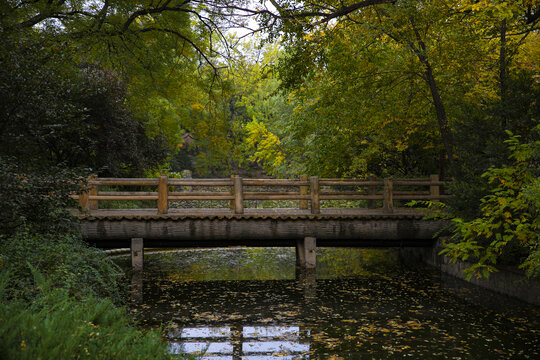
top-left (117, 248), bottom-right (540, 358)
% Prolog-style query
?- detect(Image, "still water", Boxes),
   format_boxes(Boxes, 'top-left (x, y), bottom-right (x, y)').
top-left (114, 248), bottom-right (539, 359)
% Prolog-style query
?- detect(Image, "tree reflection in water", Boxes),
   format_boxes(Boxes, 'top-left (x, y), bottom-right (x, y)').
top-left (117, 247), bottom-right (540, 359)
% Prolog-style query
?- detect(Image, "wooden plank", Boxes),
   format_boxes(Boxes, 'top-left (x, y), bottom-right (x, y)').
top-left (383, 178), bottom-right (393, 213)
top-left (393, 194), bottom-right (454, 200)
top-left (234, 176), bottom-right (244, 214)
top-left (168, 195), bottom-right (234, 200)
top-left (319, 180), bottom-right (382, 186)
top-left (320, 195), bottom-right (382, 200)
top-left (393, 180), bottom-right (447, 186)
top-left (244, 194), bottom-right (310, 200)
top-left (320, 191), bottom-right (369, 195)
top-left (157, 175), bottom-right (168, 214)
top-left (310, 176), bottom-right (320, 214)
top-left (243, 179), bottom-right (309, 186)
top-left (98, 191), bottom-right (158, 196)
top-left (300, 174), bottom-right (309, 210)
top-left (90, 178), bottom-right (158, 186)
top-left (244, 191), bottom-right (301, 196)
top-left (88, 195), bottom-right (158, 200)
top-left (170, 191), bottom-right (230, 196)
top-left (168, 179), bottom-right (232, 186)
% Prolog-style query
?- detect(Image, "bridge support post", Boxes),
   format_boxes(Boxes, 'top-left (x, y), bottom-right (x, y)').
top-left (296, 237), bottom-right (316, 269)
top-left (131, 238), bottom-right (144, 271)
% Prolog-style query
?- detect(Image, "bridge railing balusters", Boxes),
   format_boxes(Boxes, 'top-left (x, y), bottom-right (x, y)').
top-left (73, 174), bottom-right (451, 213)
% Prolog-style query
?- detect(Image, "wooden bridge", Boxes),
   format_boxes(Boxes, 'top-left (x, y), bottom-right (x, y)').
top-left (74, 175), bottom-right (451, 269)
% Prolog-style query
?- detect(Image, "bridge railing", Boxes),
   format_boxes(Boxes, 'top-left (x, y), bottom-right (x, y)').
top-left (74, 175), bottom-right (452, 215)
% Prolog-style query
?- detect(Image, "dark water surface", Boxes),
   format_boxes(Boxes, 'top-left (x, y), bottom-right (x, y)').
top-left (114, 248), bottom-right (539, 359)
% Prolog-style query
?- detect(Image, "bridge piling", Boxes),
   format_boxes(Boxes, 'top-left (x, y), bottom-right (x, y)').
top-left (131, 238), bottom-right (144, 271)
top-left (296, 237), bottom-right (317, 269)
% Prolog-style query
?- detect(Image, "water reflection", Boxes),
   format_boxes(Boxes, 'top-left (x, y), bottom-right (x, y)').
top-left (169, 325), bottom-right (310, 359)
top-left (116, 248), bottom-right (540, 359)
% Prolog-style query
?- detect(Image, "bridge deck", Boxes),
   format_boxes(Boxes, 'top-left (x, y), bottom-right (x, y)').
top-left (76, 207), bottom-right (431, 221)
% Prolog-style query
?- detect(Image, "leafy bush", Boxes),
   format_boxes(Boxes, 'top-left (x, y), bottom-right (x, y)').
top-left (0, 271), bottom-right (176, 360)
top-left (441, 131), bottom-right (540, 279)
top-left (0, 158), bottom-right (85, 236)
top-left (0, 231), bottom-right (124, 304)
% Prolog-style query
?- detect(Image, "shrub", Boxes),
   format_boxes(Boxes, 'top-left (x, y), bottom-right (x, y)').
top-left (0, 231), bottom-right (124, 304)
top-left (0, 271), bottom-right (175, 360)
top-left (441, 131), bottom-right (540, 279)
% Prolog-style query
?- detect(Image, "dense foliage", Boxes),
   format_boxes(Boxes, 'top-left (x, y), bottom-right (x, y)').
top-left (0, 272), bottom-right (175, 360)
top-left (442, 132), bottom-right (540, 279)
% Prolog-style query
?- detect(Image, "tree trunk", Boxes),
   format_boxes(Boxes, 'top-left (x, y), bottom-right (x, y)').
top-left (499, 18), bottom-right (508, 129)
top-left (409, 22), bottom-right (455, 175)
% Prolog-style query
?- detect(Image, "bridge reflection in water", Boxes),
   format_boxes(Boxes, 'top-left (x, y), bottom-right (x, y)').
top-left (169, 325), bottom-right (310, 359)
top-left (119, 248), bottom-right (540, 359)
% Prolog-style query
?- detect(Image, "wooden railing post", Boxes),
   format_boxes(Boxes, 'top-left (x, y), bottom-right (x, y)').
top-left (233, 175), bottom-right (244, 214)
top-left (158, 175), bottom-right (168, 214)
top-left (367, 174), bottom-right (377, 209)
top-left (79, 188), bottom-right (89, 211)
top-left (310, 176), bottom-right (320, 214)
top-left (383, 178), bottom-right (393, 213)
top-left (430, 174), bottom-right (440, 202)
top-left (230, 175), bottom-right (235, 210)
top-left (299, 174), bottom-right (308, 210)
top-left (89, 175), bottom-right (98, 210)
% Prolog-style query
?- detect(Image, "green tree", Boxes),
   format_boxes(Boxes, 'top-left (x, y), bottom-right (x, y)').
top-left (442, 131), bottom-right (540, 279)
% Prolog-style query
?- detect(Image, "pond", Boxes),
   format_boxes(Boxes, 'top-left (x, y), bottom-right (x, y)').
top-left (114, 248), bottom-right (539, 359)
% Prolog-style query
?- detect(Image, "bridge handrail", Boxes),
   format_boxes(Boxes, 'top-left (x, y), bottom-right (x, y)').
top-left (73, 174), bottom-right (452, 215)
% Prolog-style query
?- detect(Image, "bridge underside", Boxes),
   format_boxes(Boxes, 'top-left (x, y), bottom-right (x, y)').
top-left (80, 208), bottom-right (446, 249)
